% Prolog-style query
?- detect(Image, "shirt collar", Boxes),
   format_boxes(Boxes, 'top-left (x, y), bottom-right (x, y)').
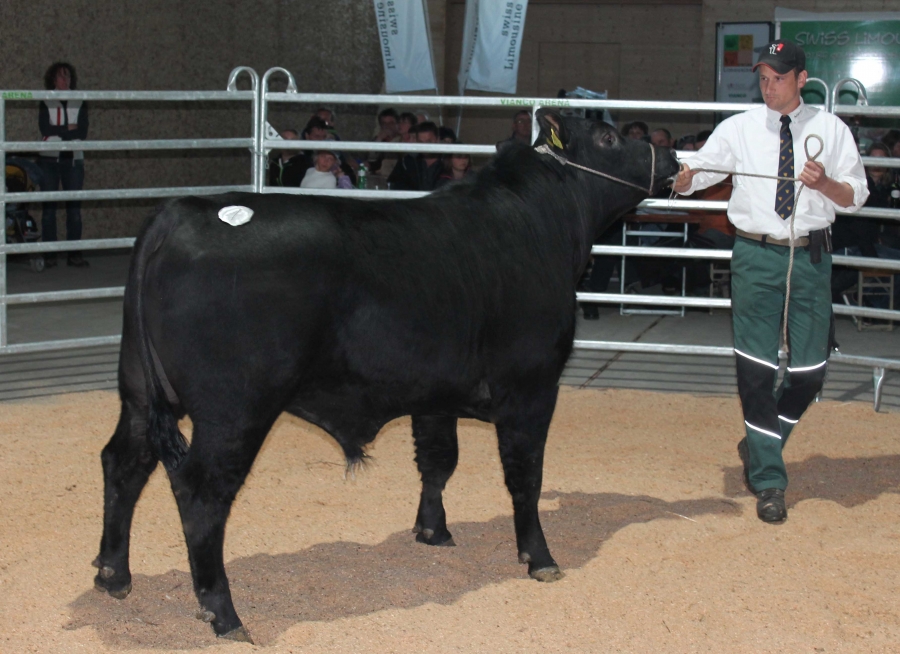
top-left (765, 99), bottom-right (813, 131)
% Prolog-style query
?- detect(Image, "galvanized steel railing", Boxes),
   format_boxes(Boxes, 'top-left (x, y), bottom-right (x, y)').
top-left (1, 67), bottom-right (898, 407)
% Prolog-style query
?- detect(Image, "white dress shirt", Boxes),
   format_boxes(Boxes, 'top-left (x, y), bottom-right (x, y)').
top-left (681, 101), bottom-right (868, 239)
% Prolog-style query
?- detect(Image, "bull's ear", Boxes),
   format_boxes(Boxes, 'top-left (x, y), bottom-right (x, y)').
top-left (537, 109), bottom-right (567, 150)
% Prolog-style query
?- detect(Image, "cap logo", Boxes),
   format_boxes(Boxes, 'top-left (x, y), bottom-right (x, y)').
top-left (769, 43), bottom-right (779, 55)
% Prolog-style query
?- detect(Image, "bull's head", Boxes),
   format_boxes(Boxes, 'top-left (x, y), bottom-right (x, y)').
top-left (534, 108), bottom-right (680, 221)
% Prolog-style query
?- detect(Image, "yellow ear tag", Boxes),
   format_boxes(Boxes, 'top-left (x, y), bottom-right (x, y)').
top-left (550, 129), bottom-right (563, 149)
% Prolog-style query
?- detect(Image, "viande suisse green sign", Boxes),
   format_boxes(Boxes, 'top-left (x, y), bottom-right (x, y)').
top-left (779, 20), bottom-right (900, 106)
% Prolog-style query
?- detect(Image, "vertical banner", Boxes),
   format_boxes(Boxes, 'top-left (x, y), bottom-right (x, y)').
top-left (374, 0), bottom-right (438, 93)
top-left (458, 0), bottom-right (529, 95)
top-left (715, 22), bottom-right (774, 104)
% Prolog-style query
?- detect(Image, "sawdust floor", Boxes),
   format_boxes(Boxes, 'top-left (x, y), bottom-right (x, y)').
top-left (1, 388), bottom-right (899, 653)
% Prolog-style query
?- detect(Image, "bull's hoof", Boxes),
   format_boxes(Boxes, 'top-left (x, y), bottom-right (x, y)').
top-left (93, 563), bottom-right (133, 600)
top-left (529, 566), bottom-right (565, 583)
top-left (94, 577), bottom-right (133, 599)
top-left (414, 526), bottom-right (455, 547)
top-left (219, 626), bottom-right (254, 644)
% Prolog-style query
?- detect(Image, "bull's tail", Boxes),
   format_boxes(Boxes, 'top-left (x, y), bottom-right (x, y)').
top-left (129, 202), bottom-right (189, 473)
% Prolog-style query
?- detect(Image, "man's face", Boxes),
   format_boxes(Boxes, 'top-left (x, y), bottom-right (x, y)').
top-left (513, 113), bottom-right (531, 139)
top-left (308, 127), bottom-right (327, 141)
top-left (399, 119), bottom-right (413, 135)
top-left (627, 125), bottom-right (646, 140)
top-left (758, 66), bottom-right (807, 114)
top-left (379, 116), bottom-right (398, 135)
top-left (54, 67), bottom-right (71, 91)
top-left (867, 147), bottom-right (889, 178)
top-left (417, 130), bottom-right (437, 145)
top-left (650, 130), bottom-right (673, 148)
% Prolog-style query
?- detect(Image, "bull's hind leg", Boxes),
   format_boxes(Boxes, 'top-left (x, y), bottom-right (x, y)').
top-left (95, 398), bottom-right (158, 599)
top-left (495, 385), bottom-right (563, 582)
top-left (411, 415), bottom-right (459, 546)
top-left (167, 419), bottom-right (272, 643)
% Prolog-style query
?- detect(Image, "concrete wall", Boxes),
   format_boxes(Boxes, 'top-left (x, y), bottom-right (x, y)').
top-left (1, 0), bottom-right (894, 238)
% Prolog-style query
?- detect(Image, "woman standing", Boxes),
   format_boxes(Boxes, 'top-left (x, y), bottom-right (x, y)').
top-left (39, 62), bottom-right (89, 267)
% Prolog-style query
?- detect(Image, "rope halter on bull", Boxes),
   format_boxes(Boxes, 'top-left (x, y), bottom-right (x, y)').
top-left (534, 139), bottom-right (657, 195)
top-left (688, 133), bottom-right (825, 354)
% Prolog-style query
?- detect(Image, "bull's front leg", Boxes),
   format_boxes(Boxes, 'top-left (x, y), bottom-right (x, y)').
top-left (495, 386), bottom-right (563, 582)
top-left (411, 415), bottom-right (459, 546)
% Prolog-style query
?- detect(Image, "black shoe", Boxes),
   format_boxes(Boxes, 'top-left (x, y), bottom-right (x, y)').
top-left (756, 488), bottom-right (787, 524)
top-left (67, 254), bottom-right (89, 268)
top-left (737, 437), bottom-right (753, 493)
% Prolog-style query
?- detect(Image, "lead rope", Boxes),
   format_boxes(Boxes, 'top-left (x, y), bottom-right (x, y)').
top-left (534, 141), bottom-right (657, 194)
top-left (687, 134), bottom-right (824, 354)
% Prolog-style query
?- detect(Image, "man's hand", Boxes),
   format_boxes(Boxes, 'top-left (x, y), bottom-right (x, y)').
top-left (798, 160), bottom-right (855, 207)
top-left (67, 124), bottom-right (78, 131)
top-left (672, 164), bottom-right (696, 194)
top-left (798, 161), bottom-right (826, 190)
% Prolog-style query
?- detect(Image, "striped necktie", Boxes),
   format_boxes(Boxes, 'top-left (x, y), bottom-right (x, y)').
top-left (776, 115), bottom-right (794, 220)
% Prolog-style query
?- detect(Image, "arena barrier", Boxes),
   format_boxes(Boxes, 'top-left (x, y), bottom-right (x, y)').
top-left (1, 67), bottom-right (898, 408)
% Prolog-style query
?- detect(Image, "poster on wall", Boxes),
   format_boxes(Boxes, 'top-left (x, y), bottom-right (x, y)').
top-left (776, 8), bottom-right (900, 106)
top-left (715, 22), bottom-right (774, 105)
top-left (373, 0), bottom-right (438, 93)
top-left (458, 0), bottom-right (529, 95)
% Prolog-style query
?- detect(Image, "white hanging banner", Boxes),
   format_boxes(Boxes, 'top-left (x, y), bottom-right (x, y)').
top-left (374, 0), bottom-right (438, 93)
top-left (458, 0), bottom-right (529, 95)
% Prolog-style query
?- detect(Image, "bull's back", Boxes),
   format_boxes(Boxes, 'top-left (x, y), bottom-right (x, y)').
top-left (136, 192), bottom-right (574, 414)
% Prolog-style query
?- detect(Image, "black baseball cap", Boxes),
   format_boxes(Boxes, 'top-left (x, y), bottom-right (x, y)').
top-left (752, 40), bottom-right (806, 75)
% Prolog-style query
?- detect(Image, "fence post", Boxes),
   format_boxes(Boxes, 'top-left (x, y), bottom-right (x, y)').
top-left (0, 96), bottom-right (6, 350)
top-left (226, 67), bottom-right (261, 193)
top-left (259, 68), bottom-right (298, 193)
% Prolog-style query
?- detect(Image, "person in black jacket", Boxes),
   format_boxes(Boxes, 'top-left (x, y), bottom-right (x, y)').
top-left (39, 62), bottom-right (89, 267)
top-left (387, 122), bottom-right (443, 191)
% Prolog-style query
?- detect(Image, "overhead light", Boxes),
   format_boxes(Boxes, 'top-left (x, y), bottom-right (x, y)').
top-left (849, 55), bottom-right (886, 90)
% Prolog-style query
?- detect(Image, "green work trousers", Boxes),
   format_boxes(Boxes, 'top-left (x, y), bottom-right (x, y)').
top-left (731, 236), bottom-right (832, 492)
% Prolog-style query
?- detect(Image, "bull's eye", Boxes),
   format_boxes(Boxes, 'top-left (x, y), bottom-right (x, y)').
top-left (603, 133), bottom-right (615, 146)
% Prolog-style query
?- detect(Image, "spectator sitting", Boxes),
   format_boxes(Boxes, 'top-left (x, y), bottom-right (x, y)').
top-left (368, 107), bottom-right (401, 176)
top-left (676, 134), bottom-right (696, 151)
top-left (398, 112), bottom-right (418, 143)
top-left (435, 150), bottom-right (473, 188)
top-left (303, 117), bottom-right (356, 185)
top-left (388, 121), bottom-right (442, 191)
top-left (833, 141), bottom-right (892, 258)
top-left (649, 128), bottom-right (675, 148)
top-left (622, 121), bottom-right (648, 141)
top-left (315, 107), bottom-right (336, 132)
top-left (881, 129), bottom-right (900, 158)
top-left (831, 141), bottom-right (899, 300)
top-left (695, 130), bottom-right (712, 150)
top-left (268, 129), bottom-right (307, 187)
top-left (439, 126), bottom-right (458, 143)
top-left (300, 150), bottom-right (353, 190)
top-left (497, 110), bottom-right (532, 151)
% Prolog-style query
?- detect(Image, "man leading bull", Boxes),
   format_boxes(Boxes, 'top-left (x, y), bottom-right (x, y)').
top-left (674, 40), bottom-right (868, 524)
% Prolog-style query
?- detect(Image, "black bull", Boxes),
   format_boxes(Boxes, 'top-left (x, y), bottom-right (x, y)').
top-left (94, 110), bottom-right (680, 641)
